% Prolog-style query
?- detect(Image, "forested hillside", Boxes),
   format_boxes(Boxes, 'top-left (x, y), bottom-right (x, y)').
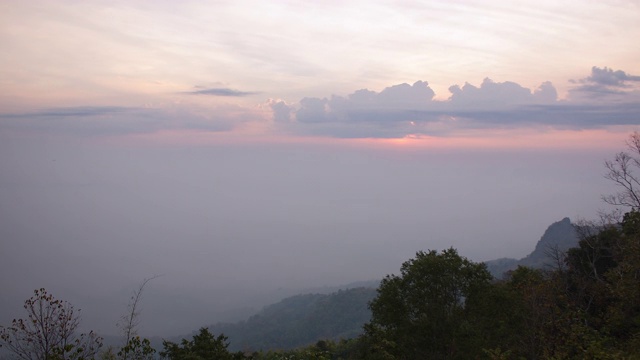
top-left (208, 287), bottom-right (377, 351)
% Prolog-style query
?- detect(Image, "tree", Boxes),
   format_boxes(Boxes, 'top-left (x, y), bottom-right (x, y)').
top-left (0, 288), bottom-right (102, 360)
top-left (600, 211), bottom-right (640, 352)
top-left (160, 328), bottom-right (242, 360)
top-left (502, 266), bottom-right (548, 359)
top-left (364, 248), bottom-right (492, 359)
top-left (603, 131), bottom-right (640, 210)
top-left (116, 277), bottom-right (159, 360)
top-left (599, 133), bottom-right (640, 353)
top-left (116, 337), bottom-right (154, 360)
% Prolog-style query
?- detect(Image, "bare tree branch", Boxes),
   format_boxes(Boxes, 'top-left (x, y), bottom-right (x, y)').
top-left (117, 276), bottom-right (160, 360)
top-left (603, 132), bottom-right (640, 210)
top-left (544, 244), bottom-right (567, 273)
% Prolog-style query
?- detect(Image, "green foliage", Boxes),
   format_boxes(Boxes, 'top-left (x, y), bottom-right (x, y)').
top-left (160, 328), bottom-right (243, 360)
top-left (0, 289), bottom-right (103, 360)
top-left (359, 227), bottom-right (640, 358)
top-left (364, 248), bottom-right (492, 359)
top-left (117, 337), bottom-right (155, 360)
top-left (249, 338), bottom-right (366, 360)
top-left (481, 347), bottom-right (513, 360)
top-left (98, 347), bottom-right (117, 360)
top-left (500, 212), bottom-right (640, 359)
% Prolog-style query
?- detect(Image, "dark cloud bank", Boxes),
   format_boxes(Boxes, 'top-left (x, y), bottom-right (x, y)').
top-left (273, 66), bottom-right (640, 138)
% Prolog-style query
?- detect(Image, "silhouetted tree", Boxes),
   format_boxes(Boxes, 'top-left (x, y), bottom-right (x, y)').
top-left (603, 131), bottom-right (640, 209)
top-left (0, 289), bottom-right (102, 360)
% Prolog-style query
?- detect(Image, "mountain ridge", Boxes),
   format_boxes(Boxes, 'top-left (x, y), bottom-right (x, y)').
top-left (484, 217), bottom-right (579, 278)
top-left (208, 287), bottom-right (377, 351)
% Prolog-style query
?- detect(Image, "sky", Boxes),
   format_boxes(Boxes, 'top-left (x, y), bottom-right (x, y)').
top-left (1, 0), bottom-right (640, 337)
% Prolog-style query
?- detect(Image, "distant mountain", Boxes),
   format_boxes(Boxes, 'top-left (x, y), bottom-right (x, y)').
top-left (485, 217), bottom-right (579, 278)
top-left (207, 287), bottom-right (378, 351)
top-left (162, 220), bottom-right (581, 352)
top-left (484, 257), bottom-right (519, 278)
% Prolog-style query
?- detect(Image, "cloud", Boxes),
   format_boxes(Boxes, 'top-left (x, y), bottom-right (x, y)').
top-left (1, 106), bottom-right (133, 118)
top-left (3, 68), bottom-right (638, 140)
top-left (448, 79), bottom-right (557, 109)
top-left (0, 105), bottom-right (259, 137)
top-left (520, 102), bottom-right (640, 127)
top-left (582, 66), bottom-right (640, 87)
top-left (287, 79), bottom-right (557, 137)
top-left (295, 81), bottom-right (437, 127)
top-left (0, 106), bottom-right (167, 136)
top-left (269, 100), bottom-right (293, 123)
top-left (277, 68), bottom-right (640, 138)
top-left (570, 66), bottom-right (640, 97)
top-left (185, 88), bottom-right (260, 97)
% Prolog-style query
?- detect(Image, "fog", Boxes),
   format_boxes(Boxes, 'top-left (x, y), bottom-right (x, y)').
top-left (0, 134), bottom-right (616, 337)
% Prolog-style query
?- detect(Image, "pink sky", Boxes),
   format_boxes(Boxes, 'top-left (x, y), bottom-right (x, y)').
top-left (0, 1), bottom-right (639, 146)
